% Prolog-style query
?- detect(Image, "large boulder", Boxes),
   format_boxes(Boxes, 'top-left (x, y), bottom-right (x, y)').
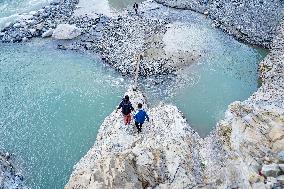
top-left (272, 138), bottom-right (284, 153)
top-left (279, 164), bottom-right (284, 171)
top-left (42, 28), bottom-right (54, 38)
top-left (251, 182), bottom-right (266, 189)
top-left (269, 125), bottom-right (284, 142)
top-left (277, 151), bottom-right (284, 163)
top-left (276, 175), bottom-right (284, 185)
top-left (261, 163), bottom-right (281, 177)
top-left (52, 24), bottom-right (81, 40)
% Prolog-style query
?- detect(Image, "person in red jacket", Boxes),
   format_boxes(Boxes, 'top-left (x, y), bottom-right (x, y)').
top-left (117, 95), bottom-right (134, 125)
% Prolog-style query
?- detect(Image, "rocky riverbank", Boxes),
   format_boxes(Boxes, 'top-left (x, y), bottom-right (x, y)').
top-left (0, 0), bottom-right (282, 75)
top-left (0, 152), bottom-right (28, 189)
top-left (0, 0), bottom-right (206, 76)
top-left (65, 18), bottom-right (284, 189)
top-left (154, 0), bottom-right (283, 48)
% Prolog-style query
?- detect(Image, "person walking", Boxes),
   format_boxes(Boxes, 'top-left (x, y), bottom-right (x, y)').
top-left (133, 2), bottom-right (139, 14)
top-left (117, 95), bottom-right (134, 125)
top-left (133, 103), bottom-right (149, 133)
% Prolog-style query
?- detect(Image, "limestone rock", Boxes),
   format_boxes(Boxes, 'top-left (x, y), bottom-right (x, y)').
top-left (261, 164), bottom-right (280, 177)
top-left (65, 88), bottom-right (200, 188)
top-left (42, 28), bottom-right (54, 38)
top-left (52, 24), bottom-right (81, 40)
top-left (276, 175), bottom-right (284, 185)
top-left (272, 138), bottom-right (284, 153)
top-left (252, 182), bottom-right (266, 189)
top-left (277, 151), bottom-right (284, 162)
top-left (279, 164), bottom-right (284, 171)
top-left (269, 125), bottom-right (284, 142)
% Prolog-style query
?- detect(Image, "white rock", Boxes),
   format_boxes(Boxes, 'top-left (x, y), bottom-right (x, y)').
top-left (42, 29), bottom-right (54, 38)
top-left (268, 125), bottom-right (284, 142)
top-left (252, 182), bottom-right (266, 189)
top-left (13, 23), bottom-right (21, 28)
top-left (279, 164), bottom-right (284, 171)
top-left (29, 29), bottom-right (37, 35)
top-left (277, 151), bottom-right (284, 162)
top-left (52, 24), bottom-right (81, 40)
top-left (22, 37), bottom-right (28, 42)
top-left (36, 23), bottom-right (44, 30)
top-left (265, 177), bottom-right (278, 189)
top-left (276, 175), bottom-right (284, 185)
top-left (261, 163), bottom-right (280, 177)
top-left (29, 11), bottom-right (37, 16)
top-left (272, 138), bottom-right (284, 153)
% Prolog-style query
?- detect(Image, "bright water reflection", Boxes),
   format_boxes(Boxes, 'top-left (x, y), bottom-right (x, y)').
top-left (0, 40), bottom-right (127, 189)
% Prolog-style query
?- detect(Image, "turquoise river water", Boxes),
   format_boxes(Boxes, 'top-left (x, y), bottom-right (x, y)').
top-left (0, 0), bottom-right (267, 188)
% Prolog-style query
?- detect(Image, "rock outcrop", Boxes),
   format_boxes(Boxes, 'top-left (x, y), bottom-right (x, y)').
top-left (0, 152), bottom-right (28, 189)
top-left (66, 19), bottom-right (284, 189)
top-left (52, 24), bottom-right (81, 39)
top-left (65, 88), bottom-right (202, 188)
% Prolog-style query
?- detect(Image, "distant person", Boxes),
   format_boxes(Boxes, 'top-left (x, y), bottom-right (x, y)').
top-left (117, 95), bottom-right (134, 125)
top-left (133, 103), bottom-right (149, 133)
top-left (133, 2), bottom-right (139, 14)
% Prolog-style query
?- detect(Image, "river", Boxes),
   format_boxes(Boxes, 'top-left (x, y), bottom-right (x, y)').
top-left (0, 0), bottom-right (267, 188)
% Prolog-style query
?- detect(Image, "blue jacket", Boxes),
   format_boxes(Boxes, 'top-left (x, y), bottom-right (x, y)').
top-left (134, 109), bottom-right (149, 124)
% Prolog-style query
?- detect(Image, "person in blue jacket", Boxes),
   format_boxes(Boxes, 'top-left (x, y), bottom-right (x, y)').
top-left (133, 103), bottom-right (149, 133)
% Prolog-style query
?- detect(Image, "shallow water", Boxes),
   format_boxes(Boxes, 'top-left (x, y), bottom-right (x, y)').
top-left (141, 11), bottom-right (268, 137)
top-left (0, 40), bottom-right (127, 189)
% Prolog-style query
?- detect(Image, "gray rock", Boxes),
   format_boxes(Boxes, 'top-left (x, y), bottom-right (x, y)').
top-left (29, 29), bottom-right (37, 35)
top-left (13, 23), bottom-right (21, 28)
top-left (265, 177), bottom-right (278, 189)
top-left (276, 175), bottom-right (284, 185)
top-left (277, 151), bottom-right (284, 162)
top-left (261, 163), bottom-right (281, 177)
top-left (42, 28), bottom-right (54, 38)
top-left (29, 11), bottom-right (37, 16)
top-left (36, 23), bottom-right (44, 31)
top-left (252, 182), bottom-right (266, 189)
top-left (52, 24), bottom-right (81, 39)
top-left (50, 0), bottom-right (60, 5)
top-left (279, 164), bottom-right (284, 171)
top-left (22, 37), bottom-right (28, 42)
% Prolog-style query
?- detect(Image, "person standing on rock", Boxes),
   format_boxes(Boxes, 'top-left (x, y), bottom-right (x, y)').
top-left (133, 103), bottom-right (149, 133)
top-left (133, 2), bottom-right (139, 14)
top-left (117, 95), bottom-right (134, 125)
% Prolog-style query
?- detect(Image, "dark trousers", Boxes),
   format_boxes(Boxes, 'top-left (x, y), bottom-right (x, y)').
top-left (135, 121), bottom-right (143, 133)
